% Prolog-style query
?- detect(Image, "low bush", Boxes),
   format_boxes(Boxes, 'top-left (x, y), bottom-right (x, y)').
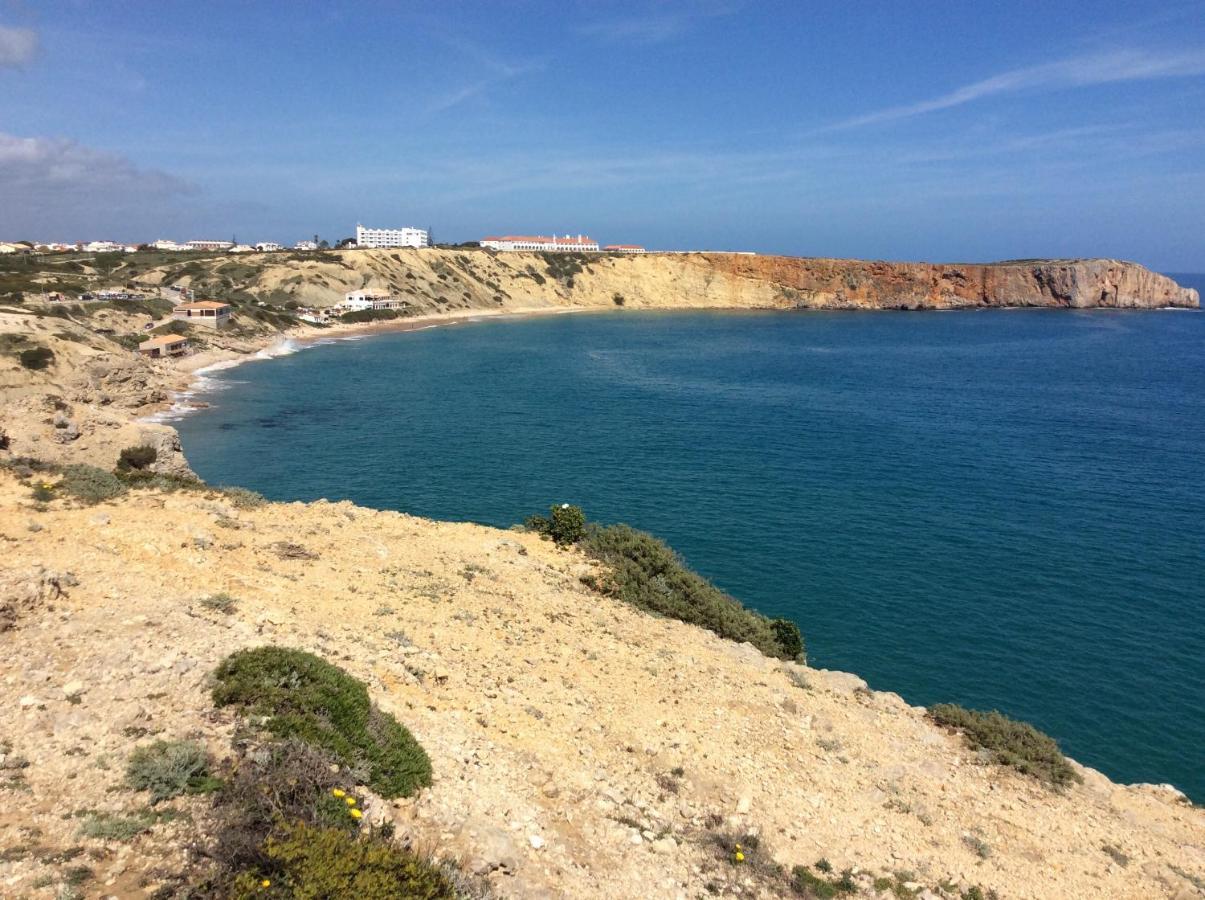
top-left (228, 822), bottom-right (454, 900)
top-left (116, 444), bottom-right (157, 472)
top-left (207, 740), bottom-right (357, 879)
top-left (19, 346), bottom-right (54, 370)
top-left (581, 523), bottom-right (805, 661)
top-left (78, 810), bottom-right (156, 841)
top-left (221, 486), bottom-right (266, 509)
top-left (59, 464), bottom-right (127, 503)
top-left (339, 308), bottom-right (402, 323)
top-left (928, 703), bottom-right (1081, 788)
top-left (212, 647), bottom-right (432, 798)
top-left (791, 862), bottom-right (856, 897)
top-left (125, 739), bottom-right (220, 803)
top-left (201, 593), bottom-right (238, 614)
top-left (525, 503), bottom-right (586, 546)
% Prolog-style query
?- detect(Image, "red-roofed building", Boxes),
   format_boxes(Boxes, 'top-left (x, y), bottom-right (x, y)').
top-left (480, 234), bottom-right (600, 252)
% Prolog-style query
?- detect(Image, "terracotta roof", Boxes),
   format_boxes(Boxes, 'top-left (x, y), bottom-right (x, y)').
top-left (140, 335), bottom-right (188, 349)
top-left (175, 301), bottom-right (231, 310)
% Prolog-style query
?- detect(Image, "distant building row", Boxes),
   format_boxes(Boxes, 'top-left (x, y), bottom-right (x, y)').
top-left (479, 234), bottom-right (645, 253)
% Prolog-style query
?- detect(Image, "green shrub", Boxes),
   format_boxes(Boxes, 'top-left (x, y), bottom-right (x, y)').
top-left (116, 444), bottom-right (157, 472)
top-left (78, 810), bottom-right (156, 841)
top-left (339, 308), bottom-right (402, 323)
top-left (928, 703), bottom-right (1081, 788)
top-left (222, 486), bottom-right (266, 509)
top-left (526, 503), bottom-right (586, 546)
top-left (229, 822), bottom-right (454, 900)
top-left (201, 593), bottom-right (238, 614)
top-left (581, 523), bottom-right (805, 661)
top-left (613, 293), bottom-right (625, 306)
top-left (791, 863), bottom-right (856, 897)
top-left (19, 346), bottom-right (54, 370)
top-left (207, 739), bottom-right (356, 880)
top-left (771, 619), bottom-right (805, 660)
top-left (125, 740), bottom-right (220, 803)
top-left (59, 464), bottom-right (127, 503)
top-left (212, 647), bottom-right (432, 798)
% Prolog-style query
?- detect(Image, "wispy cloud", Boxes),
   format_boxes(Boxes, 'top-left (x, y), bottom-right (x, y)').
top-left (827, 48), bottom-right (1205, 130)
top-left (577, 3), bottom-right (737, 45)
top-left (424, 34), bottom-right (544, 114)
top-left (0, 25), bottom-right (38, 68)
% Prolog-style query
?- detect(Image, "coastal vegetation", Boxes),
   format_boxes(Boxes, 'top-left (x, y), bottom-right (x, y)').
top-left (528, 505), bottom-right (804, 661)
top-left (212, 646), bottom-right (433, 798)
top-left (18, 345), bottom-right (54, 370)
top-left (125, 739), bottom-right (220, 804)
top-left (525, 502), bottom-right (586, 546)
top-left (928, 703), bottom-right (1081, 788)
top-left (115, 444), bottom-right (157, 473)
top-left (195, 654), bottom-right (451, 897)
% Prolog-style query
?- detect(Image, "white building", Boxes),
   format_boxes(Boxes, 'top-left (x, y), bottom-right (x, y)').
top-left (354, 224), bottom-right (429, 249)
top-left (255, 242), bottom-right (282, 252)
top-left (150, 239), bottom-right (187, 251)
top-left (186, 240), bottom-right (234, 251)
top-left (80, 240), bottom-right (126, 253)
top-left (480, 234), bottom-right (600, 252)
top-left (293, 240), bottom-right (318, 251)
top-left (228, 244), bottom-right (255, 254)
top-left (341, 290), bottom-right (380, 312)
top-left (297, 307), bottom-right (339, 325)
top-left (603, 244), bottom-right (647, 254)
top-left (340, 289), bottom-right (409, 313)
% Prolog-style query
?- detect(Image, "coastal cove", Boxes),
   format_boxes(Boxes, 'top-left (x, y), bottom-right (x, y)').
top-left (175, 306), bottom-right (1205, 802)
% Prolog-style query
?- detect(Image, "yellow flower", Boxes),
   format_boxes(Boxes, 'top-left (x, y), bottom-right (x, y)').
top-left (344, 796), bottom-right (356, 806)
top-left (331, 788), bottom-right (345, 798)
top-left (734, 851), bottom-right (745, 863)
top-left (734, 844), bottom-right (742, 851)
top-left (261, 879), bottom-right (271, 888)
top-left (349, 808), bottom-right (363, 820)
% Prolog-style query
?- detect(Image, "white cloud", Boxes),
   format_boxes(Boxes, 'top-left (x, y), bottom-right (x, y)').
top-left (828, 48), bottom-right (1205, 130)
top-left (0, 133), bottom-right (193, 237)
top-left (0, 25), bottom-right (37, 67)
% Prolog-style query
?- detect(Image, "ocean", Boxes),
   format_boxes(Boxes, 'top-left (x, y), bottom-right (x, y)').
top-left (176, 300), bottom-right (1205, 801)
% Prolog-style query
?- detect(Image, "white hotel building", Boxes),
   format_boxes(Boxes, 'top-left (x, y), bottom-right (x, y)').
top-left (354, 224), bottom-right (429, 249)
top-left (480, 234), bottom-right (600, 252)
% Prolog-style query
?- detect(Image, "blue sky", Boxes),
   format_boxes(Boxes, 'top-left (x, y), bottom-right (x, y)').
top-left (1, 1), bottom-right (1204, 270)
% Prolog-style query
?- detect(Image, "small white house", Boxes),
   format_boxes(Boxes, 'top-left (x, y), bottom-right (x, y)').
top-left (342, 289), bottom-right (390, 311)
top-left (293, 240), bottom-right (318, 251)
top-left (255, 242), bottom-right (282, 252)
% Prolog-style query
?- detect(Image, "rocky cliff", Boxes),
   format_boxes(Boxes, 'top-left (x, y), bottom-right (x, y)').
top-left (128, 250), bottom-right (1197, 315)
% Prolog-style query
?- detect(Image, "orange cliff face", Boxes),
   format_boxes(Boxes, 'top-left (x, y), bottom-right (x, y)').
top-left (703, 254), bottom-right (1200, 310)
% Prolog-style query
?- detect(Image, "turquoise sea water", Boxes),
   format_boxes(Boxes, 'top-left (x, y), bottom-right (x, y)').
top-left (176, 302), bottom-right (1205, 801)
